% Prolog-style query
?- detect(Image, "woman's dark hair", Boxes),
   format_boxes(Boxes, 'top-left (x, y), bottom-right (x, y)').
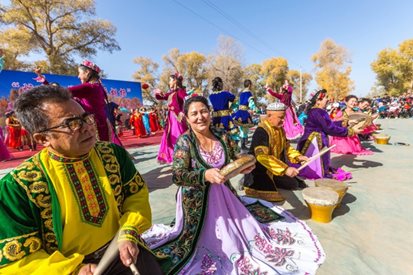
top-left (244, 79), bottom-right (252, 88)
top-left (359, 98), bottom-right (371, 104)
top-left (14, 85), bottom-right (72, 134)
top-left (170, 74), bottom-right (184, 89)
top-left (184, 95), bottom-right (210, 116)
top-left (212, 77), bottom-right (223, 91)
top-left (305, 89), bottom-right (327, 113)
top-left (345, 94), bottom-right (358, 102)
top-left (79, 65), bottom-right (100, 83)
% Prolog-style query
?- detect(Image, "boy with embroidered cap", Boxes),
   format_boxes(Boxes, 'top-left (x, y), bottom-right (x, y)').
top-left (244, 101), bottom-right (309, 202)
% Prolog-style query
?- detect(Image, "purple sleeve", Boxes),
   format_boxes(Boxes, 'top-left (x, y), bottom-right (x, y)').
top-left (312, 109), bottom-right (348, 137)
top-left (177, 88), bottom-right (187, 99)
top-left (155, 91), bottom-right (168, 100)
top-left (68, 83), bottom-right (92, 97)
top-left (267, 88), bottom-right (283, 100)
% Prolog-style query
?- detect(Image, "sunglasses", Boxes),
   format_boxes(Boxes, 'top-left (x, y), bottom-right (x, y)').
top-left (38, 112), bottom-right (95, 133)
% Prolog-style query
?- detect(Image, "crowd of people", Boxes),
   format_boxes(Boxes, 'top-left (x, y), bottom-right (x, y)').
top-left (0, 59), bottom-right (408, 274)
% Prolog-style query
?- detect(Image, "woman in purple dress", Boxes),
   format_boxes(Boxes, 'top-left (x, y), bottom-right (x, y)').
top-left (143, 96), bottom-right (325, 274)
top-left (297, 89), bottom-right (360, 180)
top-left (155, 73), bottom-right (188, 163)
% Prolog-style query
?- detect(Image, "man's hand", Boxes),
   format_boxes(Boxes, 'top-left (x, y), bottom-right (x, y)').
top-left (77, 263), bottom-right (96, 275)
top-left (297, 155), bottom-right (309, 163)
top-left (205, 168), bottom-right (226, 184)
top-left (119, 240), bottom-right (139, 267)
top-left (285, 167), bottom-right (299, 178)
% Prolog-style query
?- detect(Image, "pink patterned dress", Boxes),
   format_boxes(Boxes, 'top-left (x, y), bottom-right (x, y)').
top-left (329, 110), bottom-right (373, 155)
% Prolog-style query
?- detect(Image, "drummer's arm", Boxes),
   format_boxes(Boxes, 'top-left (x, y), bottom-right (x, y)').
top-left (107, 145), bottom-right (152, 254)
top-left (172, 135), bottom-right (207, 187)
top-left (286, 141), bottom-right (303, 164)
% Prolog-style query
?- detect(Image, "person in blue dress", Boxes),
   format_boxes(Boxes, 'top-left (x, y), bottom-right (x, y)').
top-left (208, 77), bottom-right (238, 136)
top-left (232, 79), bottom-right (257, 150)
top-left (140, 107), bottom-right (151, 136)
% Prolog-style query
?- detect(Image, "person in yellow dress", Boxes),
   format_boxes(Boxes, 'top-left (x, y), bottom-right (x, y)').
top-left (0, 85), bottom-right (162, 274)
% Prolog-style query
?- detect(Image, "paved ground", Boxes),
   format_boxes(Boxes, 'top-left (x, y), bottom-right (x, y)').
top-left (1, 119), bottom-right (412, 274)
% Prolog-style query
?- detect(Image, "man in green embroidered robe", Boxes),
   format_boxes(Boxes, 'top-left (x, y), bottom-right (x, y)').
top-left (0, 85), bottom-right (162, 274)
top-left (244, 101), bottom-right (309, 202)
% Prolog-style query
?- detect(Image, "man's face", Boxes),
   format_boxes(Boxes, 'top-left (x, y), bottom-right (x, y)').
top-left (34, 99), bottom-right (97, 158)
top-left (266, 110), bottom-right (285, 128)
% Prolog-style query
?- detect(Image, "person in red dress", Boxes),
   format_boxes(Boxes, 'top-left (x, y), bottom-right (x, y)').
top-left (130, 109), bottom-right (147, 137)
top-left (148, 107), bottom-right (160, 133)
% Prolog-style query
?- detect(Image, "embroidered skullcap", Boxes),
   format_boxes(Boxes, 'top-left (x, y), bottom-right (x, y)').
top-left (266, 101), bottom-right (287, 111)
top-left (81, 60), bottom-right (101, 74)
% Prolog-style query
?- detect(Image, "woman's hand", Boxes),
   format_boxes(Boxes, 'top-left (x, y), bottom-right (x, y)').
top-left (205, 168), bottom-right (226, 184)
top-left (34, 67), bottom-right (42, 76)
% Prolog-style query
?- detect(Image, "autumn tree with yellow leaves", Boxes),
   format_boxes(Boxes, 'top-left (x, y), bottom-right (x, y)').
top-left (0, 0), bottom-right (120, 74)
top-left (132, 57), bottom-right (160, 103)
top-left (312, 39), bottom-right (354, 100)
top-left (371, 39), bottom-right (413, 96)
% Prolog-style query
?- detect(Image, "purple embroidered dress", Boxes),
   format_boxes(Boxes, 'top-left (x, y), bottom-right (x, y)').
top-left (142, 128), bottom-right (325, 274)
top-left (296, 108), bottom-right (352, 180)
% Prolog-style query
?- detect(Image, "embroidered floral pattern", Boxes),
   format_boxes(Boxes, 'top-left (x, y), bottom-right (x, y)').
top-left (95, 142), bottom-right (124, 212)
top-left (254, 234), bottom-right (294, 266)
top-left (66, 160), bottom-right (108, 226)
top-left (199, 142), bottom-right (224, 168)
top-left (200, 254), bottom-right (217, 275)
top-left (268, 228), bottom-right (295, 245)
top-left (11, 156), bottom-right (57, 255)
top-left (0, 232), bottom-right (42, 266)
top-left (118, 226), bottom-right (140, 243)
top-left (235, 255), bottom-right (268, 275)
top-left (3, 240), bottom-right (25, 261)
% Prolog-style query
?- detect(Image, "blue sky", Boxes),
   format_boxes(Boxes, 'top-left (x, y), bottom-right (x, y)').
top-left (94, 0), bottom-right (413, 96)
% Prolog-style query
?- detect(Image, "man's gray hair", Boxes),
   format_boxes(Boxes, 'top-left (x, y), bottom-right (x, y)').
top-left (14, 85), bottom-right (72, 134)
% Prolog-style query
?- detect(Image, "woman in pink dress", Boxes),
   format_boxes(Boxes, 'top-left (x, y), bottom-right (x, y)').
top-left (330, 95), bottom-right (373, 155)
top-left (266, 80), bottom-right (304, 140)
top-left (155, 73), bottom-right (188, 163)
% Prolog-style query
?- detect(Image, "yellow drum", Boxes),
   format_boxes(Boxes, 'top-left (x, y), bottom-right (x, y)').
top-left (302, 187), bottom-right (339, 223)
top-left (373, 134), bottom-right (391, 144)
top-left (315, 178), bottom-right (348, 207)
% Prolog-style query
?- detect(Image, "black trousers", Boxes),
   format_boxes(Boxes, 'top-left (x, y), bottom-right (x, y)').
top-left (85, 244), bottom-right (163, 275)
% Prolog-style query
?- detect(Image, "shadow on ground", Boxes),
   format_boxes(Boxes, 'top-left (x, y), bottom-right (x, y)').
top-left (331, 155), bottom-right (383, 169)
top-left (361, 142), bottom-right (383, 153)
top-left (142, 166), bottom-right (173, 192)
